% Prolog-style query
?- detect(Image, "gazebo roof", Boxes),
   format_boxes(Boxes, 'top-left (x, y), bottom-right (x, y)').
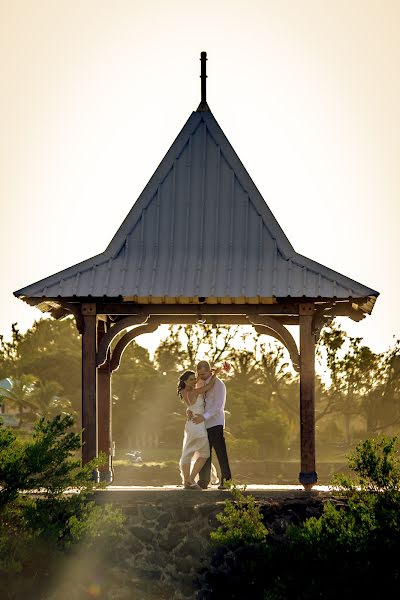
top-left (14, 77), bottom-right (378, 317)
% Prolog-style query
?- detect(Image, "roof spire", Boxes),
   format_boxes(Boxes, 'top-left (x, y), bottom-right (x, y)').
top-left (197, 51), bottom-right (210, 112)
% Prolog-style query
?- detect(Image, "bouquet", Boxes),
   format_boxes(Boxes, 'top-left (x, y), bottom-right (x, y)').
top-left (222, 360), bottom-right (232, 373)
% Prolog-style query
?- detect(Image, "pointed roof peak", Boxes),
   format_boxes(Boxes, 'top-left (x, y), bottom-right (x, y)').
top-left (13, 55), bottom-right (379, 315)
top-left (197, 51), bottom-right (210, 112)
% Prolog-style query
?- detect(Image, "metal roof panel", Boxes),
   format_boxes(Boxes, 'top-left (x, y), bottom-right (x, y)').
top-left (14, 109), bottom-right (379, 312)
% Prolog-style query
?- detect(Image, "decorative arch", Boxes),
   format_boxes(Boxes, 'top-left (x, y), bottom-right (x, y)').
top-left (96, 314), bottom-right (148, 367)
top-left (110, 321), bottom-right (160, 372)
top-left (102, 313), bottom-right (301, 373)
top-left (248, 316), bottom-right (300, 372)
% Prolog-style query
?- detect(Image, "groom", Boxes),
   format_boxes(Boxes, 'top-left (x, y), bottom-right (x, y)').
top-left (191, 360), bottom-right (232, 490)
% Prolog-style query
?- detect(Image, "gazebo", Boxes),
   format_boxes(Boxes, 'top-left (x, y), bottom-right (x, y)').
top-left (14, 53), bottom-right (379, 488)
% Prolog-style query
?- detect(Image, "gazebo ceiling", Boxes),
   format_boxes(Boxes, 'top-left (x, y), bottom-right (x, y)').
top-left (14, 72), bottom-right (378, 318)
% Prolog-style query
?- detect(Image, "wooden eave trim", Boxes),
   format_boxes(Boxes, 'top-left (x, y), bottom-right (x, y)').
top-left (17, 296), bottom-right (375, 319)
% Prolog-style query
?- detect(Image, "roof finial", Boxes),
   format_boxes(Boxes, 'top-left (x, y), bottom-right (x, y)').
top-left (197, 51), bottom-right (210, 112)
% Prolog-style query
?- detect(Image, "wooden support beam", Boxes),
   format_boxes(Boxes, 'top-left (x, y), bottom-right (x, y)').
top-left (97, 320), bottom-right (113, 482)
top-left (299, 303), bottom-right (317, 489)
top-left (30, 297), bottom-right (369, 322)
top-left (327, 302), bottom-right (366, 322)
top-left (81, 308), bottom-right (98, 470)
top-left (98, 358), bottom-right (113, 482)
top-left (116, 314), bottom-right (298, 326)
top-left (97, 303), bottom-right (301, 316)
top-left (51, 307), bottom-right (69, 320)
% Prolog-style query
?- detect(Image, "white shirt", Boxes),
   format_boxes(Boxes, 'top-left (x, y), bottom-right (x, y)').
top-left (202, 377), bottom-right (226, 428)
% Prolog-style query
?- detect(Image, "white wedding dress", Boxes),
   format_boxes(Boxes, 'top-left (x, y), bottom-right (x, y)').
top-left (179, 394), bottom-right (210, 473)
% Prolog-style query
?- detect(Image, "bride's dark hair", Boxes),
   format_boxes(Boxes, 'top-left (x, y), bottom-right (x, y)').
top-left (177, 370), bottom-right (195, 398)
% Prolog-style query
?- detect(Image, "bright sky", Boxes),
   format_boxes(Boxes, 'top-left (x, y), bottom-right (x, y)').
top-left (1, 1), bottom-right (399, 355)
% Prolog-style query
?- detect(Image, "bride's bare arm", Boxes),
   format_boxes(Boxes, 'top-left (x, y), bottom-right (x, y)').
top-left (197, 370), bottom-right (221, 394)
top-left (185, 381), bottom-right (212, 402)
top-left (184, 369), bottom-right (221, 413)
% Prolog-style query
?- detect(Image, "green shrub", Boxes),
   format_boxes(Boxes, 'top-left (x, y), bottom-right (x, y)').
top-left (198, 484), bottom-right (270, 600)
top-left (210, 483), bottom-right (268, 547)
top-left (0, 414), bottom-right (101, 505)
top-left (198, 434), bottom-right (400, 599)
top-left (278, 435), bottom-right (400, 597)
top-left (0, 415), bottom-right (125, 600)
top-left (334, 434), bottom-right (400, 492)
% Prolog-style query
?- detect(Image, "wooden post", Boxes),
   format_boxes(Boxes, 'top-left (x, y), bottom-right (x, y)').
top-left (97, 319), bottom-right (113, 483)
top-left (81, 303), bottom-right (98, 478)
top-left (299, 303), bottom-right (317, 489)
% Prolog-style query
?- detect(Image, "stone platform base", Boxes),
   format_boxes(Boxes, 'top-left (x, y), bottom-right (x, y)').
top-left (93, 485), bottom-right (333, 600)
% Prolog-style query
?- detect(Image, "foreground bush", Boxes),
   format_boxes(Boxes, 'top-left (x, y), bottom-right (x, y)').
top-left (0, 414), bottom-right (125, 600)
top-left (197, 435), bottom-right (400, 599)
top-left (197, 484), bottom-right (270, 599)
top-left (210, 483), bottom-right (268, 547)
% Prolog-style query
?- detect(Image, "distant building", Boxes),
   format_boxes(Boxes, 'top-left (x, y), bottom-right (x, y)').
top-left (0, 378), bottom-right (30, 429)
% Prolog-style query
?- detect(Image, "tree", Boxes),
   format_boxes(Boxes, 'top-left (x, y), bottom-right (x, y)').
top-left (239, 409), bottom-right (289, 458)
top-left (17, 318), bottom-right (81, 414)
top-left (0, 318), bottom-right (81, 418)
top-left (0, 375), bottom-right (73, 424)
top-left (257, 343), bottom-right (298, 430)
top-left (0, 323), bottom-right (22, 380)
top-left (318, 323), bottom-right (400, 442)
top-left (111, 340), bottom-right (161, 448)
top-left (365, 340), bottom-right (400, 434)
top-left (154, 324), bottom-right (241, 372)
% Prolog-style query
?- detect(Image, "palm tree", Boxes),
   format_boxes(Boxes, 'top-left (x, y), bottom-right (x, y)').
top-left (0, 376), bottom-right (75, 424)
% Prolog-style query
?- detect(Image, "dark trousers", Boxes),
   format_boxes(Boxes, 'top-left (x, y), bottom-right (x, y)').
top-left (198, 425), bottom-right (232, 487)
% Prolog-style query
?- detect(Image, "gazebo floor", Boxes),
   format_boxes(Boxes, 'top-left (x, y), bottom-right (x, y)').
top-left (94, 484), bottom-right (333, 504)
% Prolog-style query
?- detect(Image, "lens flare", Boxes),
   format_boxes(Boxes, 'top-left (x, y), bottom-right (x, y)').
top-left (87, 582), bottom-right (101, 597)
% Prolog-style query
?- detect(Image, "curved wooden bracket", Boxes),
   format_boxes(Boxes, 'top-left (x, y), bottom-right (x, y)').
top-left (249, 315), bottom-right (300, 372)
top-left (96, 313), bottom-right (148, 367)
top-left (311, 306), bottom-right (333, 342)
top-left (110, 321), bottom-right (160, 372)
top-left (55, 301), bottom-right (84, 334)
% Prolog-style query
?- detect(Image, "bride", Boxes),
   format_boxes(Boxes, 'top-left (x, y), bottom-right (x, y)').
top-left (177, 368), bottom-right (220, 489)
